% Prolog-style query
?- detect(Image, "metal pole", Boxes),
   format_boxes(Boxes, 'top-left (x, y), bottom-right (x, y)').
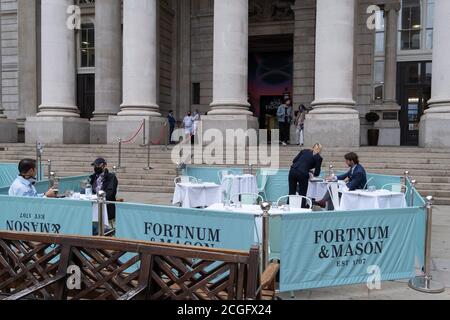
top-left (97, 191), bottom-right (106, 237)
top-left (118, 138), bottom-right (122, 168)
top-left (49, 172), bottom-right (55, 189)
top-left (409, 196), bottom-right (445, 293)
top-left (143, 120), bottom-right (146, 146)
top-left (403, 170), bottom-right (409, 193)
top-left (249, 164), bottom-right (253, 176)
top-left (410, 180), bottom-right (416, 207)
top-left (260, 202), bottom-right (271, 270)
top-left (144, 117), bottom-right (153, 171)
top-left (47, 160), bottom-right (52, 181)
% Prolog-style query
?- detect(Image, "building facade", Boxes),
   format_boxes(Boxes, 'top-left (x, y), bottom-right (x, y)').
top-left (0, 0), bottom-right (449, 147)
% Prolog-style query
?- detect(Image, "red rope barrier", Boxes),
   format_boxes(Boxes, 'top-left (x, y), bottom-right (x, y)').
top-left (122, 120), bottom-right (145, 144)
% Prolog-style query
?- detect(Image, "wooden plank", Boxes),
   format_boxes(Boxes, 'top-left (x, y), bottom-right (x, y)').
top-left (2, 274), bottom-right (66, 300)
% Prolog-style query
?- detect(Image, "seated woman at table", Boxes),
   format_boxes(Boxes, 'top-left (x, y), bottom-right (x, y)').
top-left (288, 143), bottom-right (323, 206)
top-left (315, 152), bottom-right (367, 209)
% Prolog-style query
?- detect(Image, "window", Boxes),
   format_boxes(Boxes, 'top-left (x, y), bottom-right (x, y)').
top-left (80, 23), bottom-right (95, 68)
top-left (399, 0), bottom-right (422, 50)
top-left (373, 61), bottom-right (385, 101)
top-left (425, 0), bottom-right (434, 49)
top-left (374, 12), bottom-right (385, 55)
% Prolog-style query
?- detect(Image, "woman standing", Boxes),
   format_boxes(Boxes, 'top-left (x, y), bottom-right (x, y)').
top-left (294, 104), bottom-right (307, 146)
top-left (289, 143), bottom-right (323, 201)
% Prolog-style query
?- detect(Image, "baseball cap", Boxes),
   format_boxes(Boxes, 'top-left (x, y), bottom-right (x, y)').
top-left (91, 158), bottom-right (107, 166)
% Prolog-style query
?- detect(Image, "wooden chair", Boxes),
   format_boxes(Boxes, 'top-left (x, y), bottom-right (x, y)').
top-left (0, 231), bottom-right (279, 300)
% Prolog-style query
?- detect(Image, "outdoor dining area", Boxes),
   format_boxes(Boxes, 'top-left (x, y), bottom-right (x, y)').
top-left (172, 166), bottom-right (409, 213)
top-left (0, 162), bottom-right (444, 298)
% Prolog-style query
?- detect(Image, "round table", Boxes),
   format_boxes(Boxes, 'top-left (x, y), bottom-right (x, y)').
top-left (173, 183), bottom-right (222, 208)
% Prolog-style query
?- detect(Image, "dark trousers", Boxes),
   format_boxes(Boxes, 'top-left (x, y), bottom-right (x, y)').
top-left (279, 122), bottom-right (290, 143)
top-left (289, 170), bottom-right (309, 208)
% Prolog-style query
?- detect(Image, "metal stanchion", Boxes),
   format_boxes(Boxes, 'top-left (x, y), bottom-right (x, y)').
top-left (410, 180), bottom-right (417, 207)
top-left (112, 166), bottom-right (117, 174)
top-left (97, 191), bottom-right (106, 237)
top-left (249, 164), bottom-right (254, 176)
top-left (260, 202), bottom-right (271, 270)
top-left (409, 196), bottom-right (445, 293)
top-left (47, 160), bottom-right (52, 181)
top-left (117, 138), bottom-right (122, 169)
top-left (35, 142), bottom-right (44, 181)
top-left (49, 172), bottom-right (56, 189)
top-left (329, 165), bottom-right (334, 178)
top-left (142, 120), bottom-right (146, 146)
top-left (403, 170), bottom-right (409, 193)
top-left (144, 117), bottom-right (153, 171)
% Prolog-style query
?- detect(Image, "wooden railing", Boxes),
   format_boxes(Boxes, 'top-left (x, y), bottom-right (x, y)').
top-left (0, 232), bottom-right (279, 300)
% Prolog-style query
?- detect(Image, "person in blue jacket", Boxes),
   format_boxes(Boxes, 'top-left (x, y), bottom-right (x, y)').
top-left (315, 152), bottom-right (367, 208)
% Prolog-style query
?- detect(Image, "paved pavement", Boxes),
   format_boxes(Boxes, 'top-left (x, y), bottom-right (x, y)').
top-left (117, 191), bottom-right (450, 300)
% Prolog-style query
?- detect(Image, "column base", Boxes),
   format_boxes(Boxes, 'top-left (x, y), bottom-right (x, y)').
top-left (199, 115), bottom-right (259, 146)
top-left (0, 119), bottom-right (18, 143)
top-left (419, 112), bottom-right (450, 148)
top-left (107, 116), bottom-right (168, 145)
top-left (90, 120), bottom-right (108, 144)
top-left (305, 112), bottom-right (360, 147)
top-left (25, 117), bottom-right (90, 144)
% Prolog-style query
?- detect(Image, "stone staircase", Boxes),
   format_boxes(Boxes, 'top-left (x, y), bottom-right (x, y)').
top-left (0, 144), bottom-right (449, 205)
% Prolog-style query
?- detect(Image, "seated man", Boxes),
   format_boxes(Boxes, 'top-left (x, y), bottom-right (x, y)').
top-left (315, 152), bottom-right (367, 209)
top-left (9, 159), bottom-right (57, 198)
top-left (89, 158), bottom-right (118, 235)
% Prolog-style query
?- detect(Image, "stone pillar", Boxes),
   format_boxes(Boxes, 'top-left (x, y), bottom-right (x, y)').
top-left (91, 0), bottom-right (122, 144)
top-left (26, 0), bottom-right (89, 144)
top-left (200, 0), bottom-right (258, 143)
top-left (420, 0), bottom-right (450, 147)
top-left (108, 0), bottom-right (165, 144)
top-left (17, 0), bottom-right (38, 131)
top-left (305, 0), bottom-right (360, 147)
top-left (375, 1), bottom-right (401, 146)
top-left (0, 2), bottom-right (18, 143)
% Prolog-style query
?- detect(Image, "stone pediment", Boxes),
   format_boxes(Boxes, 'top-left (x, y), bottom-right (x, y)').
top-left (249, 0), bottom-right (296, 22)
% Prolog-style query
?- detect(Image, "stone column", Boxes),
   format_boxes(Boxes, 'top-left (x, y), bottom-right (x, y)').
top-left (108, 0), bottom-right (165, 144)
top-left (0, 2), bottom-right (18, 142)
top-left (305, 0), bottom-right (360, 147)
top-left (91, 0), bottom-right (122, 144)
top-left (26, 0), bottom-right (89, 144)
top-left (17, 0), bottom-right (38, 128)
top-left (420, 0), bottom-right (450, 147)
top-left (376, 1), bottom-right (401, 146)
top-left (200, 0), bottom-right (258, 144)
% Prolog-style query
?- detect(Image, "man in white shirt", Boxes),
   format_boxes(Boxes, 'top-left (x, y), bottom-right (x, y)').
top-left (9, 159), bottom-right (56, 198)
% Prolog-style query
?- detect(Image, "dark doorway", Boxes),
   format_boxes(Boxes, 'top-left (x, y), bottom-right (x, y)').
top-left (248, 34), bottom-right (293, 129)
top-left (77, 73), bottom-right (95, 119)
top-left (397, 61), bottom-right (432, 146)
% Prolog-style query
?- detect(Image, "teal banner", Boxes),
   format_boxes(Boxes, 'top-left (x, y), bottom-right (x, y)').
top-left (0, 163), bottom-right (18, 188)
top-left (0, 196), bottom-right (92, 236)
top-left (116, 203), bottom-right (255, 251)
top-left (280, 208), bottom-right (421, 291)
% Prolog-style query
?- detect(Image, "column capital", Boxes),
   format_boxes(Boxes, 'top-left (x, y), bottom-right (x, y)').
top-left (384, 2), bottom-right (401, 12)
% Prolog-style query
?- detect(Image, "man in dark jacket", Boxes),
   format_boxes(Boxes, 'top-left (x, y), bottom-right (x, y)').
top-left (89, 158), bottom-right (119, 221)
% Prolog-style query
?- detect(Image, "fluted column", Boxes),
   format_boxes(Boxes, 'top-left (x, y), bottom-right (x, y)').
top-left (420, 0), bottom-right (450, 147)
top-left (305, 0), bottom-right (360, 147)
top-left (209, 0), bottom-right (251, 116)
top-left (37, 0), bottom-right (78, 117)
top-left (383, 2), bottom-right (401, 106)
top-left (119, 0), bottom-right (160, 116)
top-left (93, 0), bottom-right (122, 120)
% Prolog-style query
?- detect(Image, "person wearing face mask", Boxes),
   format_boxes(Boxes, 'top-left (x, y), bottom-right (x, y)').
top-left (9, 159), bottom-right (57, 198)
top-left (89, 158), bottom-right (119, 221)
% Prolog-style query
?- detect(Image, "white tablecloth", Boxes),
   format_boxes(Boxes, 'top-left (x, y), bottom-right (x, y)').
top-left (221, 174), bottom-right (258, 197)
top-left (340, 190), bottom-right (407, 211)
top-left (69, 194), bottom-right (110, 227)
top-left (307, 181), bottom-right (329, 200)
top-left (205, 203), bottom-right (312, 242)
top-left (173, 183), bottom-right (222, 208)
